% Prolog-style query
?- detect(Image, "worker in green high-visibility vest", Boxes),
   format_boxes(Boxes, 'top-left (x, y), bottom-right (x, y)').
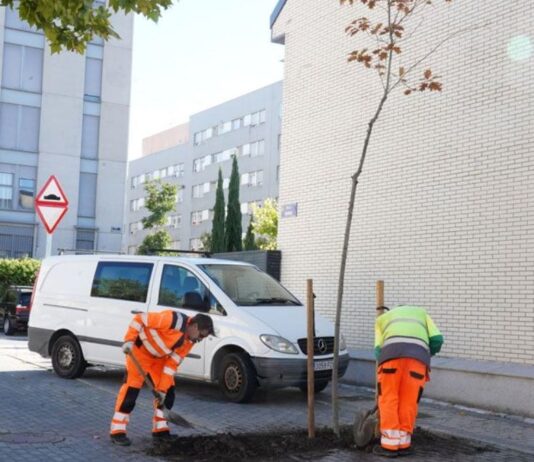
top-left (373, 305), bottom-right (444, 458)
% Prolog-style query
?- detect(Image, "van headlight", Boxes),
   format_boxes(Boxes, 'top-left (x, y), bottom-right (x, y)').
top-left (340, 335), bottom-right (347, 351)
top-left (260, 334), bottom-right (299, 354)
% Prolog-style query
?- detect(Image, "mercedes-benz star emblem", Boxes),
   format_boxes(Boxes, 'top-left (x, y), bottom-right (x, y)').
top-left (317, 338), bottom-right (327, 354)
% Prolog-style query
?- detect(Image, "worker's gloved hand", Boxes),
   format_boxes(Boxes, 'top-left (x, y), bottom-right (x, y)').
top-left (122, 341), bottom-right (134, 354)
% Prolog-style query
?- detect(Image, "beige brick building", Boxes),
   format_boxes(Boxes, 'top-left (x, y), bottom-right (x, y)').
top-left (271, 1), bottom-right (533, 415)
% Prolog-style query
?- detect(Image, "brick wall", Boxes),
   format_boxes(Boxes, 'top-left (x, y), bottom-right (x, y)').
top-left (273, 1), bottom-right (534, 364)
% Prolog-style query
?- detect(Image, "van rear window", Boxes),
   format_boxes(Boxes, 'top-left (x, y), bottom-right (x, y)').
top-left (91, 262), bottom-right (153, 302)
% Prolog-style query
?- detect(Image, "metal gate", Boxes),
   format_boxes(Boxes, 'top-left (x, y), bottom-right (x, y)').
top-left (0, 225), bottom-right (34, 258)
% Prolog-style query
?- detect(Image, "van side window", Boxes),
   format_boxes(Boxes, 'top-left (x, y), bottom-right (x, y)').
top-left (91, 262), bottom-right (153, 302)
top-left (158, 265), bottom-right (210, 312)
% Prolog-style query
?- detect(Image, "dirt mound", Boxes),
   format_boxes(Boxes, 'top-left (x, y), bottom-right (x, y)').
top-left (147, 426), bottom-right (499, 461)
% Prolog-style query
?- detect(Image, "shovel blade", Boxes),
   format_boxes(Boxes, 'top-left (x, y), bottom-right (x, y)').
top-left (163, 408), bottom-right (195, 429)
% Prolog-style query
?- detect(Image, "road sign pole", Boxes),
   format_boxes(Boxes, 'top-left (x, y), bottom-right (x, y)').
top-left (45, 233), bottom-right (52, 258)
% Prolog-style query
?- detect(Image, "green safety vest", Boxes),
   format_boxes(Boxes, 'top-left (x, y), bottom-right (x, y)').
top-left (374, 305), bottom-right (444, 366)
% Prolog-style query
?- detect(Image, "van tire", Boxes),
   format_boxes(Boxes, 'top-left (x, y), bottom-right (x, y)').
top-left (299, 379), bottom-right (329, 394)
top-left (219, 352), bottom-right (257, 403)
top-left (51, 335), bottom-right (86, 379)
top-left (3, 316), bottom-right (15, 336)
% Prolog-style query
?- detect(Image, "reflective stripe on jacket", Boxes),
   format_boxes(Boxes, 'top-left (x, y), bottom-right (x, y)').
top-left (374, 305), bottom-right (443, 367)
top-left (124, 310), bottom-right (194, 368)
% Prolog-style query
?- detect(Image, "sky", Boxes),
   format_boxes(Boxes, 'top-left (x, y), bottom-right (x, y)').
top-left (128, 0), bottom-right (284, 159)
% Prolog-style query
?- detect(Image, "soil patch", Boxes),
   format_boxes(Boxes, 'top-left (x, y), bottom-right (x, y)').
top-left (147, 426), bottom-right (499, 461)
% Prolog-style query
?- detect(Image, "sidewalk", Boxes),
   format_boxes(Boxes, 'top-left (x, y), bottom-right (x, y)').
top-left (0, 334), bottom-right (532, 461)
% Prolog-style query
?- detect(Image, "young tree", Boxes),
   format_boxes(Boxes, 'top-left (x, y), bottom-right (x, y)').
top-left (332, 0), bottom-right (459, 435)
top-left (224, 156), bottom-right (242, 252)
top-left (137, 180), bottom-right (177, 255)
top-left (211, 169), bottom-right (226, 253)
top-left (251, 199), bottom-right (278, 250)
top-left (200, 232), bottom-right (212, 253)
top-left (0, 0), bottom-right (174, 53)
top-left (243, 219), bottom-right (258, 251)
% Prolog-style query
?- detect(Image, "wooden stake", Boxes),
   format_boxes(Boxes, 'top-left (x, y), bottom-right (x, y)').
top-left (307, 279), bottom-right (315, 439)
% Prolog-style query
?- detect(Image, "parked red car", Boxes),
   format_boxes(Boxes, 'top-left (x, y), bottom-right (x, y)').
top-left (1, 285), bottom-right (33, 335)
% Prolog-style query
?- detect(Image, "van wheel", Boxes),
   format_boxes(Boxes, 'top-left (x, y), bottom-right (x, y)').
top-left (219, 352), bottom-right (257, 403)
top-left (3, 316), bottom-right (15, 336)
top-left (299, 379), bottom-right (329, 394)
top-left (51, 335), bottom-right (86, 379)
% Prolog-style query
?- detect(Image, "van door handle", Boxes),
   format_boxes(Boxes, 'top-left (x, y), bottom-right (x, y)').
top-left (131, 310), bottom-right (143, 314)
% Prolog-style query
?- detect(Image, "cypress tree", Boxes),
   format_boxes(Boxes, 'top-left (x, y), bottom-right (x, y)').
top-left (211, 168), bottom-right (226, 253)
top-left (225, 156), bottom-right (242, 252)
top-left (243, 217), bottom-right (257, 250)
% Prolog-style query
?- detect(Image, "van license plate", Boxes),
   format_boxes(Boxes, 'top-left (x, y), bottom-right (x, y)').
top-left (314, 360), bottom-right (333, 371)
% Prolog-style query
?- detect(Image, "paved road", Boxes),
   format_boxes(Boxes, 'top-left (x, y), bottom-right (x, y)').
top-left (0, 333), bottom-right (532, 461)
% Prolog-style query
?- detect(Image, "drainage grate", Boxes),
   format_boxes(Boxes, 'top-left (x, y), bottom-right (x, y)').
top-left (0, 432), bottom-right (64, 444)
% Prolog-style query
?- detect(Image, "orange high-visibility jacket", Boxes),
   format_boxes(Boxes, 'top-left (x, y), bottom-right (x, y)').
top-left (125, 310), bottom-right (193, 369)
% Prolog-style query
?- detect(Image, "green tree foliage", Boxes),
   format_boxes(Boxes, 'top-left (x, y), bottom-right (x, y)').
top-left (243, 219), bottom-right (258, 251)
top-left (224, 156), bottom-right (242, 252)
top-left (137, 180), bottom-right (176, 255)
top-left (251, 199), bottom-right (278, 250)
top-left (141, 180), bottom-right (177, 229)
top-left (137, 229), bottom-right (171, 256)
top-left (0, 258), bottom-right (41, 298)
top-left (0, 0), bottom-right (174, 53)
top-left (211, 169), bottom-right (226, 253)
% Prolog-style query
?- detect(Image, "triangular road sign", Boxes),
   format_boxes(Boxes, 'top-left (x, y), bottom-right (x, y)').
top-left (35, 204), bottom-right (69, 234)
top-left (36, 175), bottom-right (69, 206)
top-left (35, 175), bottom-right (69, 234)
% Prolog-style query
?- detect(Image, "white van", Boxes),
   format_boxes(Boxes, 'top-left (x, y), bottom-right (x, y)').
top-left (28, 255), bottom-right (349, 402)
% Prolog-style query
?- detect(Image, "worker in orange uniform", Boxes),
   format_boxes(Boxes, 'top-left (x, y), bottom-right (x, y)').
top-left (110, 310), bottom-right (214, 446)
top-left (373, 305), bottom-right (443, 458)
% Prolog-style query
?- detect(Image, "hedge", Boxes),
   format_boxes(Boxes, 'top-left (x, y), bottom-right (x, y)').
top-left (0, 258), bottom-right (41, 298)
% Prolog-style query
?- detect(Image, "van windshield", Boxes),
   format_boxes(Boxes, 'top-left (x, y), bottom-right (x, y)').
top-left (199, 264), bottom-right (302, 307)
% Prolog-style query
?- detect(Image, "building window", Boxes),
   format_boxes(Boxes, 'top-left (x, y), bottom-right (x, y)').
top-left (0, 103), bottom-right (40, 152)
top-left (218, 121), bottom-right (232, 135)
top-left (243, 114), bottom-right (252, 127)
top-left (192, 184), bottom-right (202, 199)
top-left (78, 173), bottom-right (97, 218)
top-left (223, 178), bottom-right (229, 189)
top-left (0, 173), bottom-right (14, 209)
top-left (19, 178), bottom-right (35, 209)
top-left (5, 7), bottom-right (37, 32)
top-left (131, 197), bottom-right (145, 211)
top-left (250, 140), bottom-right (265, 157)
top-left (193, 158), bottom-right (202, 173)
top-left (129, 222), bottom-right (142, 234)
top-left (259, 109), bottom-right (266, 123)
top-left (84, 57), bottom-right (103, 101)
top-left (194, 132), bottom-right (202, 145)
top-left (176, 163), bottom-right (184, 177)
top-left (232, 118), bottom-right (241, 130)
top-left (167, 214), bottom-right (181, 228)
top-left (2, 43), bottom-right (43, 93)
top-left (176, 187), bottom-right (184, 203)
top-left (76, 228), bottom-right (96, 251)
top-left (241, 170), bottom-right (264, 187)
top-left (81, 115), bottom-right (99, 159)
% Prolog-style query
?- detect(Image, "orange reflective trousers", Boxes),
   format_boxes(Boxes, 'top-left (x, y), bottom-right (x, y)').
top-left (110, 347), bottom-right (176, 436)
top-left (377, 357), bottom-right (428, 451)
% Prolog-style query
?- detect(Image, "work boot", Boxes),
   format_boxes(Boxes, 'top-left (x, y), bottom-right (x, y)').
top-left (372, 445), bottom-right (398, 458)
top-left (398, 446), bottom-right (414, 456)
top-left (110, 433), bottom-right (131, 446)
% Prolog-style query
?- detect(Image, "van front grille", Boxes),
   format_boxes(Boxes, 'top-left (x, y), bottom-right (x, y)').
top-left (298, 337), bottom-right (335, 356)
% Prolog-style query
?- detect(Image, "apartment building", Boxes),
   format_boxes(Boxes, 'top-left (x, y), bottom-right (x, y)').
top-left (126, 81), bottom-right (282, 253)
top-left (0, 4), bottom-right (133, 257)
top-left (271, 1), bottom-right (534, 415)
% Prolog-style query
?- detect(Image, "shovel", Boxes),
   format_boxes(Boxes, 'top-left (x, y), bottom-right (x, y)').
top-left (353, 404), bottom-right (379, 448)
top-left (128, 351), bottom-right (194, 429)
